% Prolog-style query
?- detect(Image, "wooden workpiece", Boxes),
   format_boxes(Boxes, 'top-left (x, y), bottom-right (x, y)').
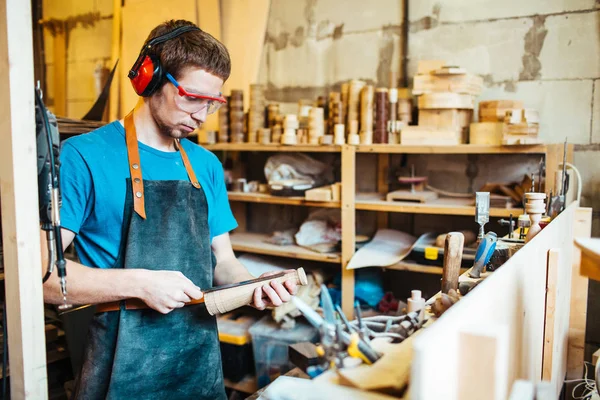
top-left (575, 237), bottom-right (600, 281)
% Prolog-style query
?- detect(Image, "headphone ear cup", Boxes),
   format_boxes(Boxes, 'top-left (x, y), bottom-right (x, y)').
top-left (129, 54), bottom-right (163, 97)
top-left (142, 53), bottom-right (164, 97)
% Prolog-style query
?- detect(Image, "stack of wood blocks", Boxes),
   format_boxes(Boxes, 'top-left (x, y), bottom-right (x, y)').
top-left (305, 183), bottom-right (341, 202)
top-left (471, 100), bottom-right (540, 145)
top-left (229, 90), bottom-right (244, 143)
top-left (247, 84), bottom-right (266, 143)
top-left (217, 96), bottom-right (229, 143)
top-left (403, 61), bottom-right (483, 145)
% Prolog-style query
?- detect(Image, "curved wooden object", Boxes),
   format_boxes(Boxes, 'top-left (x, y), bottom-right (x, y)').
top-left (204, 268), bottom-right (308, 315)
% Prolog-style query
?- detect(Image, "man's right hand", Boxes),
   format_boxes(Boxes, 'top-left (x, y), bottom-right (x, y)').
top-left (137, 270), bottom-right (203, 314)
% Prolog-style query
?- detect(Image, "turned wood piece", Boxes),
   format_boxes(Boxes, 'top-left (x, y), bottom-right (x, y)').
top-left (204, 268), bottom-right (308, 315)
top-left (525, 193), bottom-right (547, 243)
top-left (442, 232), bottom-right (465, 294)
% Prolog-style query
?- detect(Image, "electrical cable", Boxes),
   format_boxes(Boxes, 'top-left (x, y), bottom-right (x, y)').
top-left (558, 162), bottom-right (582, 203)
top-left (564, 362), bottom-right (597, 399)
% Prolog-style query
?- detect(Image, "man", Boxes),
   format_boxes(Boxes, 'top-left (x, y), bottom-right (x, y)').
top-left (41, 19), bottom-right (296, 399)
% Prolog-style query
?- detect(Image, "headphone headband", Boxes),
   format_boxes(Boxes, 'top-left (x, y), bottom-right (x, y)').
top-left (129, 25), bottom-right (201, 79)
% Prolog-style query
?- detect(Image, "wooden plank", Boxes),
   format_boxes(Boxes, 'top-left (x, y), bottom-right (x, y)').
top-left (220, 0), bottom-right (269, 103)
top-left (196, 0), bottom-right (221, 133)
top-left (355, 193), bottom-right (517, 217)
top-left (228, 192), bottom-right (340, 208)
top-left (229, 232), bottom-right (341, 263)
top-left (385, 260), bottom-right (468, 275)
top-left (341, 145), bottom-right (356, 317)
top-left (354, 144), bottom-right (548, 154)
top-left (120, 0), bottom-right (198, 116)
top-left (108, 0), bottom-right (122, 121)
top-left (575, 238), bottom-right (600, 281)
top-left (0, 0), bottom-right (49, 397)
top-left (53, 26), bottom-right (67, 116)
top-left (567, 207), bottom-right (592, 379)
top-left (457, 324), bottom-right (509, 400)
top-left (542, 249), bottom-right (559, 381)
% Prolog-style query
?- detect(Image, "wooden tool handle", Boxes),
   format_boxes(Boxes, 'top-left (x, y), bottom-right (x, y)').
top-left (204, 268), bottom-right (308, 315)
top-left (441, 232), bottom-right (465, 294)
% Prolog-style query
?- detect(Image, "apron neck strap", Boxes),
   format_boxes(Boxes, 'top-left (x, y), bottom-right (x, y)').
top-left (124, 111), bottom-right (201, 220)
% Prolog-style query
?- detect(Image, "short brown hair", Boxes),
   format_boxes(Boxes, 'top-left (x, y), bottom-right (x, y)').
top-left (144, 19), bottom-right (231, 86)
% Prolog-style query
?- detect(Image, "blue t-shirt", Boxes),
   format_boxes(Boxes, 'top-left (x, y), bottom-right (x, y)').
top-left (60, 121), bottom-right (237, 269)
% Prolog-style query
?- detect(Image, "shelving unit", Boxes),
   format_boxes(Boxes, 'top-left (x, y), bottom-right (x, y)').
top-left (211, 143), bottom-right (572, 316)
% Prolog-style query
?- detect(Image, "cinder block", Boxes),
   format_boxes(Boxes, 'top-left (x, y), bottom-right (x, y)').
top-left (266, 30), bottom-right (400, 88)
top-left (267, 0), bottom-right (402, 36)
top-left (592, 79), bottom-right (600, 144)
top-left (477, 80), bottom-right (593, 144)
top-left (409, 0), bottom-right (595, 24)
top-left (573, 150), bottom-right (600, 214)
top-left (539, 12), bottom-right (600, 80)
top-left (408, 18), bottom-right (531, 82)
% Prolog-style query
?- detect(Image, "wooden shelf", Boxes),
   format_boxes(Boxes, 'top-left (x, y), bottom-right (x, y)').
top-left (224, 375), bottom-right (258, 393)
top-left (355, 193), bottom-right (518, 217)
top-left (205, 143), bottom-right (548, 154)
top-left (355, 144), bottom-right (548, 154)
top-left (204, 143), bottom-right (341, 152)
top-left (384, 260), bottom-right (469, 275)
top-left (228, 192), bottom-right (340, 208)
top-left (230, 232), bottom-right (341, 264)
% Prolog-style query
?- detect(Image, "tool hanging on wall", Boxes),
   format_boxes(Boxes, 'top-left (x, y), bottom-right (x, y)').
top-left (475, 192), bottom-right (490, 242)
top-left (36, 84), bottom-right (71, 310)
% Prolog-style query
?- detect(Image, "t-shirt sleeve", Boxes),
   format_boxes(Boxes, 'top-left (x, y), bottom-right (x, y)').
top-left (59, 142), bottom-right (94, 234)
top-left (209, 156), bottom-right (237, 241)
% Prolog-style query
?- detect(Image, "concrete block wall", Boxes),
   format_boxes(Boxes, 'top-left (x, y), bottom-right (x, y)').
top-left (43, 0), bottom-right (113, 118)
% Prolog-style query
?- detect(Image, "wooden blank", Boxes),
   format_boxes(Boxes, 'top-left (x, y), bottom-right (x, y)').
top-left (204, 268), bottom-right (308, 315)
top-left (576, 238), bottom-right (600, 281)
top-left (418, 109), bottom-right (472, 129)
top-left (417, 92), bottom-right (474, 109)
top-left (470, 122), bottom-right (504, 145)
top-left (400, 126), bottom-right (465, 145)
top-left (386, 189), bottom-right (438, 203)
top-left (442, 232), bottom-right (465, 294)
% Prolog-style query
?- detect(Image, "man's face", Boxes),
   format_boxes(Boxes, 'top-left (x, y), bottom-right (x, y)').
top-left (149, 66), bottom-right (224, 139)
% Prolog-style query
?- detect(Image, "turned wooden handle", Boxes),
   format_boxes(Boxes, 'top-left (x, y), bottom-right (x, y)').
top-left (441, 232), bottom-right (464, 294)
top-left (204, 268), bottom-right (308, 315)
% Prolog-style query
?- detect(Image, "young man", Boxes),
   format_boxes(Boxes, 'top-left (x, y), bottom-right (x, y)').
top-left (41, 19), bottom-right (296, 399)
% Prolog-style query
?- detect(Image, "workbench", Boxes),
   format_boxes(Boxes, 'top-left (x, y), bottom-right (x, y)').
top-left (251, 201), bottom-right (592, 400)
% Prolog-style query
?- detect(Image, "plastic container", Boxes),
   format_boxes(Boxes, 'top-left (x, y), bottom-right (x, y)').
top-left (249, 315), bottom-right (318, 388)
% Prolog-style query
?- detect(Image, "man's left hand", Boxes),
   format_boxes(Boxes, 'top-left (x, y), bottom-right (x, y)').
top-left (251, 270), bottom-right (299, 310)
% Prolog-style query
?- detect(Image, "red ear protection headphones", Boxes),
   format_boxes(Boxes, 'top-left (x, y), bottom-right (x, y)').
top-left (128, 25), bottom-right (201, 97)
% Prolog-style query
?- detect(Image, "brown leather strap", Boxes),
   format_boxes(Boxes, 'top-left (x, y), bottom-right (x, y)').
top-left (124, 112), bottom-right (147, 219)
top-left (175, 139), bottom-right (201, 189)
top-left (124, 112), bottom-right (201, 219)
top-left (96, 297), bottom-right (205, 313)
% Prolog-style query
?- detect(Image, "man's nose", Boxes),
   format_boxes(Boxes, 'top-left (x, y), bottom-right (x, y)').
top-left (190, 107), bottom-right (207, 123)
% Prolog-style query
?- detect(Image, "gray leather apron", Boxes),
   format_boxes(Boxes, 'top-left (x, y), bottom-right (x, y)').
top-left (73, 112), bottom-right (225, 399)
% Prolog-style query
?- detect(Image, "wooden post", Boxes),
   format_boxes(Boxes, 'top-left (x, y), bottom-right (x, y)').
top-left (0, 0), bottom-right (49, 397)
top-left (567, 207), bottom-right (592, 379)
top-left (376, 154), bottom-right (389, 229)
top-left (53, 23), bottom-right (67, 117)
top-left (108, 0), bottom-right (122, 121)
top-left (341, 145), bottom-right (356, 317)
top-left (542, 249), bottom-right (559, 381)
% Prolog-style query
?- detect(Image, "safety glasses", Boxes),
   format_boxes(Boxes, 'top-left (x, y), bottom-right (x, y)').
top-left (166, 73), bottom-right (226, 115)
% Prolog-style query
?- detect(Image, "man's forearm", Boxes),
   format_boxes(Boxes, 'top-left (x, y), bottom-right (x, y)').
top-left (213, 256), bottom-right (254, 287)
top-left (43, 258), bottom-right (144, 305)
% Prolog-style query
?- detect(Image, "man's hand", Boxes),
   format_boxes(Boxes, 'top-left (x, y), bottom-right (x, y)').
top-left (137, 270), bottom-right (204, 314)
top-left (251, 270), bottom-right (299, 311)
